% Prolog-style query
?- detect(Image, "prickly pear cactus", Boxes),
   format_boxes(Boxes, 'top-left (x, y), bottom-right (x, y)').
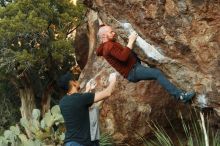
top-left (0, 105), bottom-right (65, 146)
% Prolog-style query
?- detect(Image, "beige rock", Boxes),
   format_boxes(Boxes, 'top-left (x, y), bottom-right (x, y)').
top-left (76, 0), bottom-right (220, 144)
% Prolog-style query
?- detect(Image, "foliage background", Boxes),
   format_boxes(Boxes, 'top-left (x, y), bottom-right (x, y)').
top-left (0, 0), bottom-right (86, 132)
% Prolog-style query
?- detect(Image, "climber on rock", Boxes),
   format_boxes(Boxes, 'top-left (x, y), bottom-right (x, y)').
top-left (96, 25), bottom-right (195, 103)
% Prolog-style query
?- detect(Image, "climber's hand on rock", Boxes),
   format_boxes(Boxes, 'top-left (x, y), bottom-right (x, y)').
top-left (128, 31), bottom-right (138, 43)
top-left (108, 72), bottom-right (117, 83)
top-left (86, 79), bottom-right (97, 92)
top-left (127, 31), bottom-right (138, 49)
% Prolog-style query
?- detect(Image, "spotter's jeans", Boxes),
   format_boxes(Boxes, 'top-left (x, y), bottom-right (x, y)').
top-left (127, 62), bottom-right (182, 98)
top-left (65, 140), bottom-right (99, 146)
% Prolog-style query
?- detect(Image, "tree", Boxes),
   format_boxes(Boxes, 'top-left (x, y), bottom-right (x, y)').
top-left (0, 0), bottom-right (85, 120)
top-left (0, 0), bottom-right (12, 7)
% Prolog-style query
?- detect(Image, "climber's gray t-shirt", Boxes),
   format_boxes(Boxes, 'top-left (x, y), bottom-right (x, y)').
top-left (89, 106), bottom-right (100, 141)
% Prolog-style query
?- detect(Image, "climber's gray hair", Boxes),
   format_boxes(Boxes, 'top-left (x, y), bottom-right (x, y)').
top-left (97, 25), bottom-right (111, 42)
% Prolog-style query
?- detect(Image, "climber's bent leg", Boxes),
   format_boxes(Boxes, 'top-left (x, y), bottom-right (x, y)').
top-left (127, 62), bottom-right (182, 98)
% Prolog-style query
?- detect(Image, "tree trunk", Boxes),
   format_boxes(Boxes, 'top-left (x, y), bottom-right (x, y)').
top-left (19, 87), bottom-right (36, 120)
top-left (41, 92), bottom-right (51, 116)
top-left (41, 82), bottom-right (54, 116)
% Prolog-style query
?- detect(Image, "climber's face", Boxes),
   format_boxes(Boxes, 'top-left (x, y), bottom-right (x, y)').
top-left (104, 26), bottom-right (116, 41)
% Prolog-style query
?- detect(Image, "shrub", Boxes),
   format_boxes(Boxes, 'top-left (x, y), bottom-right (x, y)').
top-left (0, 105), bottom-right (64, 146)
top-left (0, 95), bottom-right (20, 135)
top-left (0, 105), bottom-right (115, 146)
top-left (142, 109), bottom-right (220, 146)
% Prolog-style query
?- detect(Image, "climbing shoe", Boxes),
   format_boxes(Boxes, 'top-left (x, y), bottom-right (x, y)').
top-left (179, 91), bottom-right (196, 103)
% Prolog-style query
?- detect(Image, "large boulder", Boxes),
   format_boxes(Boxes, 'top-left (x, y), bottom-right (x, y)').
top-left (76, 0), bottom-right (220, 145)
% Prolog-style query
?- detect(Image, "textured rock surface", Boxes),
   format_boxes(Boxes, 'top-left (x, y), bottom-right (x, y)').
top-left (77, 0), bottom-right (220, 145)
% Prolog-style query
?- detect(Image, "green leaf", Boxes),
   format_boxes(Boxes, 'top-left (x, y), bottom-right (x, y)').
top-left (30, 120), bottom-right (40, 134)
top-left (59, 133), bottom-right (65, 141)
top-left (18, 134), bottom-right (28, 143)
top-left (51, 105), bottom-right (61, 115)
top-left (0, 136), bottom-right (7, 146)
top-left (22, 139), bottom-right (42, 146)
top-left (32, 109), bottom-right (41, 120)
top-left (9, 126), bottom-right (20, 135)
top-left (42, 111), bottom-right (54, 128)
top-left (40, 120), bottom-right (46, 129)
top-left (51, 105), bottom-right (64, 125)
top-left (20, 118), bottom-right (29, 129)
top-left (4, 130), bottom-right (16, 143)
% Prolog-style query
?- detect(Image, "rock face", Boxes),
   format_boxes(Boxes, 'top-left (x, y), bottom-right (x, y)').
top-left (77, 0), bottom-right (220, 145)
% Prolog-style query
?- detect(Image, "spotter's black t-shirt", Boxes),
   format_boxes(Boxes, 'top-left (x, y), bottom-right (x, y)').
top-left (59, 93), bottom-right (95, 146)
